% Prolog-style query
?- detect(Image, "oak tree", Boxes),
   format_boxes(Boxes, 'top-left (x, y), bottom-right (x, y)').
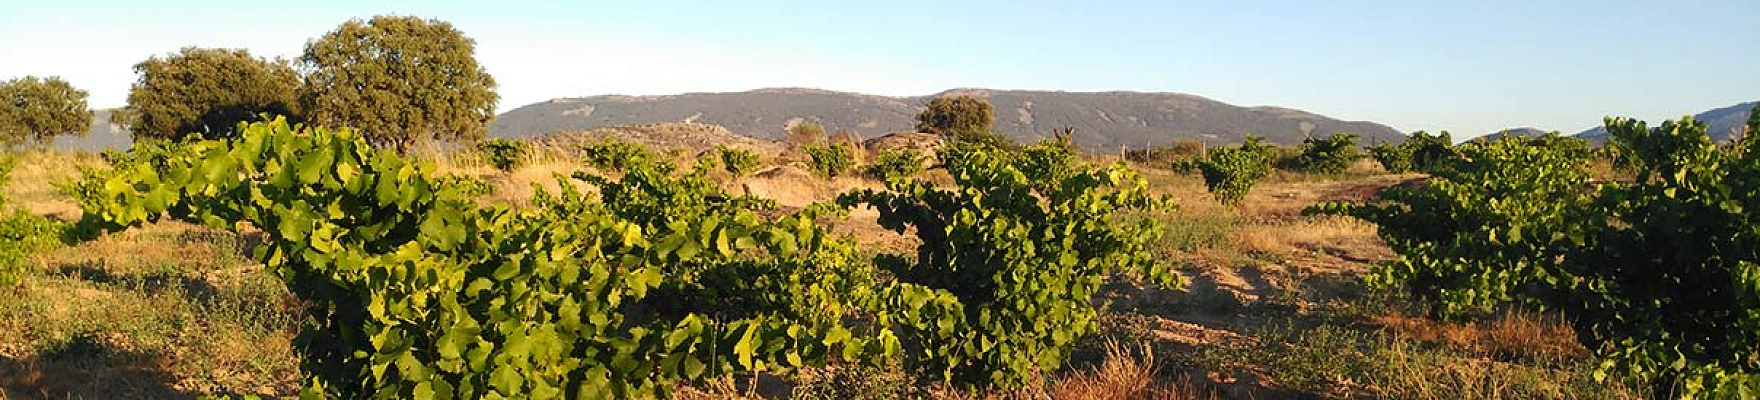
top-left (0, 76), bottom-right (90, 147)
top-left (915, 95), bottom-right (994, 136)
top-left (300, 15), bottom-right (498, 152)
top-left (117, 47), bottom-right (300, 141)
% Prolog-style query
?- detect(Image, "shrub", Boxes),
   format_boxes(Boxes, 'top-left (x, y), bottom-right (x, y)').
top-left (0, 157), bottom-right (65, 286)
top-left (715, 145), bottom-right (761, 177)
top-left (1312, 114), bottom-right (1760, 397)
top-left (1370, 131), bottom-right (1458, 174)
top-left (916, 96), bottom-right (994, 136)
top-left (1370, 142), bottom-right (1413, 173)
top-left (1197, 137), bottom-right (1273, 205)
top-left (1517, 132), bottom-right (1591, 160)
top-left (865, 150), bottom-right (925, 182)
top-left (1405, 131), bottom-right (1457, 173)
top-left (1291, 133), bottom-right (1360, 175)
top-left (1311, 135), bottom-right (1594, 318)
top-left (579, 139), bottom-right (652, 172)
top-left (476, 138), bottom-right (526, 171)
top-left (840, 140), bottom-right (1180, 388)
top-left (73, 117), bottom-right (888, 398)
top-left (100, 136), bottom-right (197, 174)
top-left (803, 143), bottom-right (856, 178)
top-left (74, 118), bottom-right (1191, 394)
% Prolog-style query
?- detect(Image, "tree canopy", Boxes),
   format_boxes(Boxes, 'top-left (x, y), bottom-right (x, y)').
top-left (299, 15), bottom-right (498, 152)
top-left (0, 76), bottom-right (90, 147)
top-left (116, 47), bottom-right (301, 141)
top-left (915, 95), bottom-right (995, 136)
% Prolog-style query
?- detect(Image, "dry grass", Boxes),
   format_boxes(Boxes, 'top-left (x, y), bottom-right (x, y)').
top-left (1231, 215), bottom-right (1382, 260)
top-left (685, 341), bottom-right (1220, 400)
top-left (40, 221), bottom-right (247, 275)
top-left (1374, 311), bottom-right (1588, 363)
top-left (6, 150), bottom-right (105, 220)
top-left (0, 222), bottom-right (303, 399)
top-left (426, 141), bottom-right (590, 206)
top-left (1369, 337), bottom-right (1644, 400)
top-left (1039, 342), bottom-right (1217, 400)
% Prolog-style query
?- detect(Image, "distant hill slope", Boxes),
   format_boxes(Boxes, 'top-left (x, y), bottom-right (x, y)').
top-left (491, 88), bottom-right (1406, 150)
top-left (1576, 101), bottom-right (1757, 144)
top-left (53, 109), bottom-right (131, 152)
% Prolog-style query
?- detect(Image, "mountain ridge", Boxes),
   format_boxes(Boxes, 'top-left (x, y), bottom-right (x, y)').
top-left (490, 88), bottom-right (1407, 150)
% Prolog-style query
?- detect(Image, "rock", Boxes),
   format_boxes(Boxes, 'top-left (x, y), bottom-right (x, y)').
top-left (863, 132), bottom-right (944, 158)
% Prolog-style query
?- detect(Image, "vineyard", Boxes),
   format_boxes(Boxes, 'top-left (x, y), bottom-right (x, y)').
top-left (1312, 115), bottom-right (1760, 397)
top-left (0, 109), bottom-right (1755, 399)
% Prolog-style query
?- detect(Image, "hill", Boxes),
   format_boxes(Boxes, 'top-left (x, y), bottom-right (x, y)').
top-left (490, 88), bottom-right (1406, 150)
top-left (1576, 101), bottom-right (1757, 144)
top-left (52, 109), bottom-right (131, 152)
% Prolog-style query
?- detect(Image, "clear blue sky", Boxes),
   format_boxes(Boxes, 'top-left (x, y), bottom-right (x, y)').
top-left (2, 0), bottom-right (1755, 137)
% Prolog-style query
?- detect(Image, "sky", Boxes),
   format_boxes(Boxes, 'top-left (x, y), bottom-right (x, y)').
top-left (2, 0), bottom-right (1756, 138)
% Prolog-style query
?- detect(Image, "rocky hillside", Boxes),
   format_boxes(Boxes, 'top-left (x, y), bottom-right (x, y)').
top-left (491, 88), bottom-right (1406, 150)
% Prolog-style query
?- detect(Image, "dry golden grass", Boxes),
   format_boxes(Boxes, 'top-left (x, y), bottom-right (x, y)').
top-left (1374, 311), bottom-right (1588, 363)
top-left (925, 342), bottom-right (1220, 400)
top-left (39, 221), bottom-right (245, 276)
top-left (682, 342), bottom-right (1220, 400)
top-left (5, 150), bottom-right (105, 220)
top-left (1368, 340), bottom-right (1643, 400)
top-left (1231, 215), bottom-right (1382, 259)
top-left (1, 221), bottom-right (302, 399)
top-left (426, 141), bottom-right (588, 206)
top-left (1039, 342), bottom-right (1218, 400)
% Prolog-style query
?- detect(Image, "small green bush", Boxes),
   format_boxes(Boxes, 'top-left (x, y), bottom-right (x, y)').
top-left (579, 139), bottom-right (652, 172)
top-left (0, 158), bottom-right (65, 286)
top-left (1197, 137), bottom-right (1274, 205)
top-left (476, 138), bottom-right (527, 171)
top-left (865, 150), bottom-right (925, 181)
top-left (1405, 131), bottom-right (1457, 173)
top-left (100, 136), bottom-right (196, 174)
top-left (804, 143), bottom-right (856, 178)
top-left (63, 138), bottom-right (199, 211)
top-left (1369, 131), bottom-right (1458, 174)
top-left (0, 209), bottom-right (65, 286)
top-left (1291, 133), bottom-right (1361, 175)
top-left (1370, 142), bottom-right (1413, 173)
top-left (715, 145), bottom-right (761, 177)
top-left (838, 140), bottom-right (1179, 388)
